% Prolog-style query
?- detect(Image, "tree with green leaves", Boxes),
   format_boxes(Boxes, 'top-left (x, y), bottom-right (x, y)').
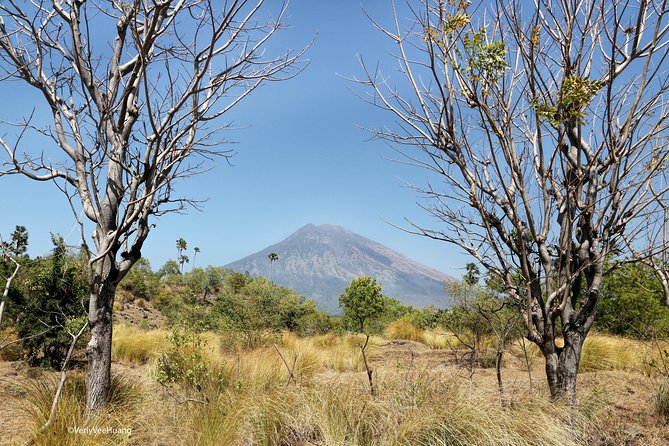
top-left (597, 262), bottom-right (669, 337)
top-left (339, 276), bottom-right (387, 333)
top-left (176, 239), bottom-right (189, 274)
top-left (359, 0), bottom-right (669, 402)
top-left (339, 276), bottom-right (386, 395)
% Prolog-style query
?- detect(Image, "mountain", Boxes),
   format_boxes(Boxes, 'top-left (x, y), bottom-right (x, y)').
top-left (224, 224), bottom-right (454, 313)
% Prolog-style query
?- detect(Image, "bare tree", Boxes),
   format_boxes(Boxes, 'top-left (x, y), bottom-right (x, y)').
top-left (357, 0), bottom-right (669, 402)
top-left (0, 0), bottom-right (304, 411)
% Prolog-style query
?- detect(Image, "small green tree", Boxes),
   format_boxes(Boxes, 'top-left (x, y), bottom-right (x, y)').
top-left (14, 236), bottom-right (88, 368)
top-left (339, 276), bottom-right (386, 395)
top-left (158, 259), bottom-right (182, 280)
top-left (339, 276), bottom-right (386, 333)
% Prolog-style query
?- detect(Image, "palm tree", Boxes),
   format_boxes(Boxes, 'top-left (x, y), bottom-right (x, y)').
top-left (176, 238), bottom-right (187, 273)
top-left (267, 252), bottom-right (279, 281)
top-left (193, 247), bottom-right (200, 270)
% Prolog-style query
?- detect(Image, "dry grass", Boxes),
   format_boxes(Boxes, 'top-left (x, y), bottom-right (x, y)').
top-left (111, 324), bottom-right (169, 365)
top-left (579, 334), bottom-right (644, 372)
top-left (384, 320), bottom-right (427, 343)
top-left (6, 324), bottom-right (669, 446)
top-left (0, 327), bottom-right (23, 361)
top-left (19, 372), bottom-right (145, 446)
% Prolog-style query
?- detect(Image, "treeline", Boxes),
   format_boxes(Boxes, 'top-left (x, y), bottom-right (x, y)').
top-left (2, 229), bottom-right (669, 372)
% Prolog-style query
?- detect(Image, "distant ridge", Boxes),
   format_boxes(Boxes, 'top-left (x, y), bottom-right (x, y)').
top-left (224, 224), bottom-right (453, 313)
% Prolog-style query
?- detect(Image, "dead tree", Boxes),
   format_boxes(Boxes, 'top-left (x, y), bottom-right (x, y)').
top-left (0, 0), bottom-right (304, 411)
top-left (357, 0), bottom-right (669, 402)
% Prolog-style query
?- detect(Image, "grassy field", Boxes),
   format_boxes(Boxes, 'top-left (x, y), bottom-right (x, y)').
top-left (1, 325), bottom-right (667, 445)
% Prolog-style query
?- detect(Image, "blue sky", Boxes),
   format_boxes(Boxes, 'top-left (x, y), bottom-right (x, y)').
top-left (0, 0), bottom-right (469, 278)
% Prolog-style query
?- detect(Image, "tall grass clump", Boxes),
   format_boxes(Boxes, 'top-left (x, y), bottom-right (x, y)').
top-left (384, 319), bottom-right (427, 344)
top-left (422, 329), bottom-right (452, 349)
top-left (579, 334), bottom-right (641, 372)
top-left (112, 324), bottom-right (168, 364)
top-left (657, 378), bottom-right (669, 421)
top-left (21, 372), bottom-right (144, 446)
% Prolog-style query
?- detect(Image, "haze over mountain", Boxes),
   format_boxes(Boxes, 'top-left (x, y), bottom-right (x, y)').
top-left (224, 224), bottom-right (453, 313)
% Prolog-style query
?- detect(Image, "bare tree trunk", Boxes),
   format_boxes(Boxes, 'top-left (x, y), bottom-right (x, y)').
top-left (86, 259), bottom-right (118, 411)
top-left (0, 256), bottom-right (20, 326)
top-left (544, 330), bottom-right (584, 403)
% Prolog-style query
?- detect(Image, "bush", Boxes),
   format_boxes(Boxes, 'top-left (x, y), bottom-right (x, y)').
top-left (156, 324), bottom-right (215, 391)
top-left (0, 327), bottom-right (24, 361)
top-left (12, 236), bottom-right (88, 369)
top-left (209, 275), bottom-right (330, 342)
top-left (119, 257), bottom-right (160, 300)
top-left (597, 262), bottom-right (669, 338)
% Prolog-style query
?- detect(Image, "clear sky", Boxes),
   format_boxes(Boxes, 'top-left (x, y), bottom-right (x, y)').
top-left (0, 0), bottom-right (470, 278)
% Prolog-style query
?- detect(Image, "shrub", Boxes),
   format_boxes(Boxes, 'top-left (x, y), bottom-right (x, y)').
top-left (597, 262), bottom-right (669, 338)
top-left (118, 257), bottom-right (160, 301)
top-left (0, 327), bottom-right (24, 361)
top-left (156, 324), bottom-right (218, 391)
top-left (12, 236), bottom-right (88, 369)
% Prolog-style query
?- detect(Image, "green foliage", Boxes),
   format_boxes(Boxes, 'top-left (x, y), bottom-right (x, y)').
top-left (1, 225), bottom-right (29, 256)
top-left (156, 323), bottom-right (213, 391)
top-left (462, 31), bottom-right (509, 80)
top-left (596, 262), bottom-right (669, 337)
top-left (209, 275), bottom-right (332, 347)
top-left (463, 263), bottom-right (480, 286)
top-left (183, 266), bottom-right (225, 303)
top-left (442, 271), bottom-right (521, 364)
top-left (443, 280), bottom-right (494, 342)
top-left (339, 276), bottom-right (387, 333)
top-left (533, 75), bottom-right (604, 126)
top-left (119, 257), bottom-right (159, 300)
top-left (157, 259), bottom-right (181, 280)
top-left (12, 235), bottom-right (88, 368)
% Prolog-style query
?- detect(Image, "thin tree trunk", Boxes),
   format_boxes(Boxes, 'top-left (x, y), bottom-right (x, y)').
top-left (495, 339), bottom-right (505, 404)
top-left (86, 270), bottom-right (117, 411)
top-left (32, 321), bottom-right (88, 443)
top-left (0, 256), bottom-right (20, 326)
top-left (518, 336), bottom-right (534, 390)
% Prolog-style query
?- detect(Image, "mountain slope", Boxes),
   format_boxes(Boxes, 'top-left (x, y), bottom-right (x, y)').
top-left (224, 224), bottom-right (453, 313)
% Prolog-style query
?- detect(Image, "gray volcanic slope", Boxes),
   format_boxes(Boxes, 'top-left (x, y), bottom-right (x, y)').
top-left (224, 224), bottom-right (454, 313)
